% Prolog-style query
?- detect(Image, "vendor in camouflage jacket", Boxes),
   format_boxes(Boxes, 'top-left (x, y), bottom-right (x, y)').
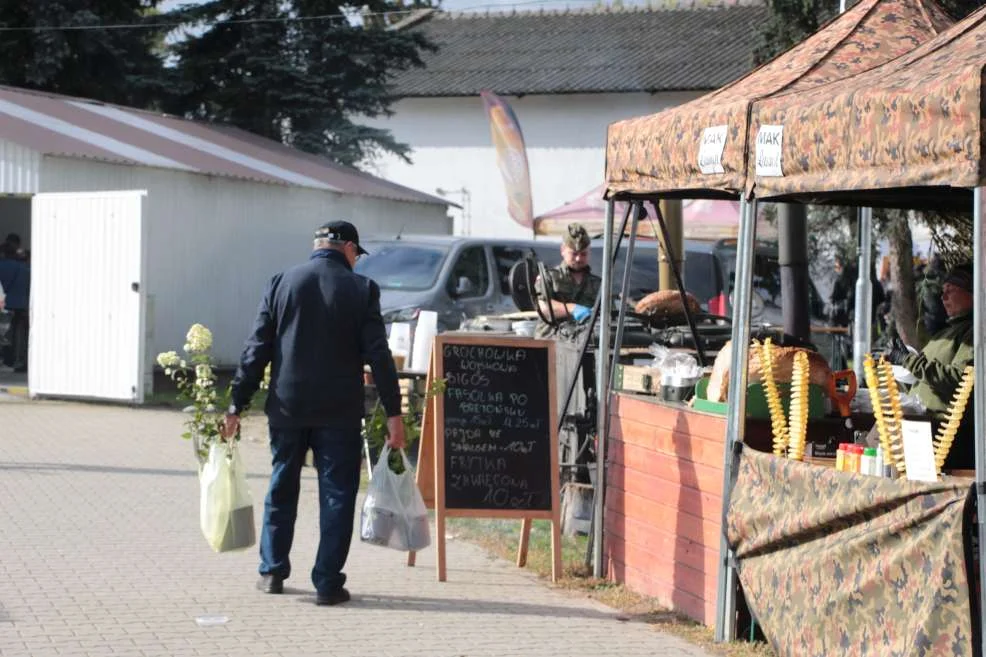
top-left (888, 262), bottom-right (974, 469)
top-left (534, 223), bottom-right (602, 340)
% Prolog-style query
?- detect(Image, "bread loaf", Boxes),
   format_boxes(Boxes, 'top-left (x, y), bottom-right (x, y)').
top-left (634, 290), bottom-right (702, 320)
top-left (705, 339), bottom-right (832, 402)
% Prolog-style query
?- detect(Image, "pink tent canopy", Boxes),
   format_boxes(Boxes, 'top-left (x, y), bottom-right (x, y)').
top-left (533, 185), bottom-right (771, 240)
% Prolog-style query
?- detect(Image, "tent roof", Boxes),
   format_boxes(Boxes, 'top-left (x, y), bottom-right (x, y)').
top-left (747, 5), bottom-right (986, 209)
top-left (605, 0), bottom-right (954, 199)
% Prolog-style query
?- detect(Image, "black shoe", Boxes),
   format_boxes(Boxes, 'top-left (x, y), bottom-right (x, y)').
top-left (256, 574), bottom-right (284, 594)
top-left (315, 587), bottom-right (350, 606)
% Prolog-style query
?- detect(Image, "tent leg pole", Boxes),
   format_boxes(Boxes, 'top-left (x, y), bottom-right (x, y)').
top-left (714, 197), bottom-right (758, 643)
top-left (973, 188), bottom-right (986, 657)
top-left (652, 202), bottom-right (708, 366)
top-left (853, 207), bottom-right (874, 383)
top-left (608, 202), bottom-right (642, 393)
top-left (593, 197), bottom-right (617, 578)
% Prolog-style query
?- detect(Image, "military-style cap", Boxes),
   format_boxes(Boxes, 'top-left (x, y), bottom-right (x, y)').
top-left (563, 223), bottom-right (590, 251)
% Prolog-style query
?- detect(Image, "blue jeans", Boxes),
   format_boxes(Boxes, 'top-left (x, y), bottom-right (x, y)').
top-left (259, 424), bottom-right (362, 594)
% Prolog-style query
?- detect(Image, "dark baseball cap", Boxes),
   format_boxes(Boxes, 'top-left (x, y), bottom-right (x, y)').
top-left (944, 262), bottom-right (973, 293)
top-left (315, 220), bottom-right (367, 255)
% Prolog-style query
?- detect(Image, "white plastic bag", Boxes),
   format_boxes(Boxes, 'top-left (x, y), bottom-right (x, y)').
top-left (199, 440), bottom-right (256, 553)
top-left (360, 446), bottom-right (431, 552)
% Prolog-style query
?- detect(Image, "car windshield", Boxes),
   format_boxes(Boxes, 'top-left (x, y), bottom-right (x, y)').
top-left (354, 242), bottom-right (450, 291)
top-left (716, 243), bottom-right (825, 320)
top-left (717, 245), bottom-right (782, 307)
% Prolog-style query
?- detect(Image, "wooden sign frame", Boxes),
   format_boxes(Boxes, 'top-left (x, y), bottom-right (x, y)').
top-left (407, 333), bottom-right (562, 582)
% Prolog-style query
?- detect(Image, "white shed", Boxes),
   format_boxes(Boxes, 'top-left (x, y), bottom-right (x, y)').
top-left (0, 85), bottom-right (452, 402)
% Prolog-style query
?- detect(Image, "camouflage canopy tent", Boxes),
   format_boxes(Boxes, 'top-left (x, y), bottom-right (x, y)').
top-left (604, 0), bottom-right (953, 200)
top-left (597, 0), bottom-right (970, 651)
top-left (727, 10), bottom-right (986, 655)
top-left (747, 5), bottom-right (986, 210)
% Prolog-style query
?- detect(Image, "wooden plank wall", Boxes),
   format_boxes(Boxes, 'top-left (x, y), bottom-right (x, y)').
top-left (605, 393), bottom-right (726, 626)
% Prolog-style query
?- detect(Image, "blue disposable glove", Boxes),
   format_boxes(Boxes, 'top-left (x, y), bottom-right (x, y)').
top-left (571, 304), bottom-right (591, 323)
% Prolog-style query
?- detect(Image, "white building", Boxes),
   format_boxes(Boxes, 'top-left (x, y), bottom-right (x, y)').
top-left (362, 5), bottom-right (766, 238)
top-left (0, 85), bottom-right (451, 402)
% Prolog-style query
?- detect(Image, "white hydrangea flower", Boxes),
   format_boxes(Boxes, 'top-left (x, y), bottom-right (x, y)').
top-left (196, 364), bottom-right (213, 381)
top-left (185, 324), bottom-right (213, 353)
top-left (156, 351), bottom-right (181, 369)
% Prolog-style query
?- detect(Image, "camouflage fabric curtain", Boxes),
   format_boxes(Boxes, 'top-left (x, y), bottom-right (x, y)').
top-left (727, 448), bottom-right (975, 657)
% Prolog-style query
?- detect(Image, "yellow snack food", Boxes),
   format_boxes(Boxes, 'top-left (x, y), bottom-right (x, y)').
top-left (787, 351), bottom-right (810, 461)
top-left (863, 354), bottom-right (902, 476)
top-left (877, 358), bottom-right (907, 476)
top-left (760, 338), bottom-right (790, 458)
top-left (933, 365), bottom-right (975, 473)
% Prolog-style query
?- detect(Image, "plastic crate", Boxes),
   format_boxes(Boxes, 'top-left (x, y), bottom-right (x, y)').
top-left (692, 377), bottom-right (828, 419)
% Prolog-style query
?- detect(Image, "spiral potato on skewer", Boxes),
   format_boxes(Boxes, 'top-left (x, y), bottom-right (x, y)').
top-left (787, 351), bottom-right (810, 461)
top-left (933, 365), bottom-right (975, 473)
top-left (759, 339), bottom-right (790, 458)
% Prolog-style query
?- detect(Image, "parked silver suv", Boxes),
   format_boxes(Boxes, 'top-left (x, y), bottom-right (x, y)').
top-left (355, 236), bottom-right (561, 331)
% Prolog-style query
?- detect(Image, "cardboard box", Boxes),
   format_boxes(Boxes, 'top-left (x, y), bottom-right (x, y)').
top-left (613, 364), bottom-right (659, 394)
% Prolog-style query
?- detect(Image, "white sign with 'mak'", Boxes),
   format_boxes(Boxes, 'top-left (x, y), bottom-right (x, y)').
top-left (698, 125), bottom-right (728, 174)
top-left (755, 125), bottom-right (784, 177)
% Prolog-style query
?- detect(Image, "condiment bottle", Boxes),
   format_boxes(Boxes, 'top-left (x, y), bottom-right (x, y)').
top-left (859, 447), bottom-right (877, 477)
top-left (836, 444), bottom-right (847, 471)
top-left (845, 445), bottom-right (858, 473)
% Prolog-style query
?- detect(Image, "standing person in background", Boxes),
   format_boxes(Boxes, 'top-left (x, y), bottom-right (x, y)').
top-left (827, 255), bottom-right (886, 328)
top-left (0, 242), bottom-right (29, 372)
top-left (221, 220), bottom-right (405, 607)
top-left (827, 256), bottom-right (855, 326)
top-left (916, 253), bottom-right (948, 345)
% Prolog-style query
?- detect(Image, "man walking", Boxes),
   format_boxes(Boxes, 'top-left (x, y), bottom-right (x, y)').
top-left (222, 220), bottom-right (405, 606)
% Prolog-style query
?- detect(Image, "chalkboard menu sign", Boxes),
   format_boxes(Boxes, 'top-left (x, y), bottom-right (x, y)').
top-left (440, 339), bottom-right (553, 511)
top-left (412, 333), bottom-right (561, 583)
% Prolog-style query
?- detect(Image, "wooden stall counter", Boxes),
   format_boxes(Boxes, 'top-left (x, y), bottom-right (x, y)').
top-left (605, 391), bottom-right (876, 626)
top-left (606, 392), bottom-right (726, 626)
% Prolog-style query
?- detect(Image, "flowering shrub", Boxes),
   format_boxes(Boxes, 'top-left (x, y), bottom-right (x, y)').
top-left (157, 324), bottom-right (229, 457)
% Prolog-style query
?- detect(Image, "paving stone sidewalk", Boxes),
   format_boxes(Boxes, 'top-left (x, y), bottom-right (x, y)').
top-left (0, 400), bottom-right (714, 657)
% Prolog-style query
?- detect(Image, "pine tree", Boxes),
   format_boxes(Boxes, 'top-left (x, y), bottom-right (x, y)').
top-left (0, 0), bottom-right (173, 108)
top-left (165, 0), bottom-right (433, 167)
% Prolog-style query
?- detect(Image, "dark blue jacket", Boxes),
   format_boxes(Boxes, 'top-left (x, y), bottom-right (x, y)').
top-left (0, 258), bottom-right (29, 310)
top-left (230, 249), bottom-right (401, 427)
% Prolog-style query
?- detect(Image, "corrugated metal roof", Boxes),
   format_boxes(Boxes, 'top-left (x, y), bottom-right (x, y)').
top-left (391, 5), bottom-right (768, 97)
top-left (0, 85), bottom-right (449, 206)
